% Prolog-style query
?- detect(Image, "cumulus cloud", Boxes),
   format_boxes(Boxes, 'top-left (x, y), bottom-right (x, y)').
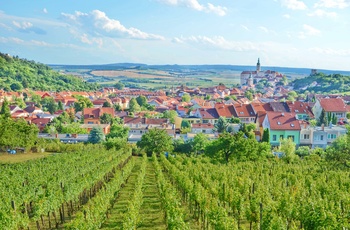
top-left (157, 0), bottom-right (227, 16)
top-left (307, 9), bottom-right (337, 18)
top-left (282, 0), bottom-right (308, 10)
top-left (283, 14), bottom-right (291, 18)
top-left (172, 35), bottom-right (261, 51)
top-left (61, 10), bottom-right (164, 40)
top-left (298, 24), bottom-right (321, 38)
top-left (12, 20), bottom-right (47, 35)
top-left (314, 0), bottom-right (350, 9)
top-left (43, 8), bottom-right (48, 14)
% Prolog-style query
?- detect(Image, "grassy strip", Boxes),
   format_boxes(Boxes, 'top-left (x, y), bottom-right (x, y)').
top-left (65, 157), bottom-right (135, 229)
top-left (152, 154), bottom-right (189, 230)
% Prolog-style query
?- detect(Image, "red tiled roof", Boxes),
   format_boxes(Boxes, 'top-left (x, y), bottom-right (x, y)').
top-left (214, 103), bottom-right (235, 118)
top-left (192, 123), bottom-right (214, 129)
top-left (233, 104), bottom-right (255, 117)
top-left (83, 107), bottom-right (114, 119)
top-left (319, 98), bottom-right (347, 112)
top-left (267, 111), bottom-right (301, 130)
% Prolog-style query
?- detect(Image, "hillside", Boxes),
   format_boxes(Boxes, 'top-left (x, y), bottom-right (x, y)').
top-left (292, 72), bottom-right (350, 94)
top-left (0, 52), bottom-right (99, 92)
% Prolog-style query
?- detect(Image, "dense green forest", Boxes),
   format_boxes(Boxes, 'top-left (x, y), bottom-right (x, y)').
top-left (0, 52), bottom-right (99, 91)
top-left (293, 72), bottom-right (350, 94)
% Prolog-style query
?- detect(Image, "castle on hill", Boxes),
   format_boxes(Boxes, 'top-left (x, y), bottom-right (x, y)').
top-left (240, 59), bottom-right (283, 86)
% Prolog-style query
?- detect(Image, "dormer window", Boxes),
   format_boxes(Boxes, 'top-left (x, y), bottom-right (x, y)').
top-left (277, 121), bottom-right (281, 125)
top-left (291, 123), bottom-right (295, 127)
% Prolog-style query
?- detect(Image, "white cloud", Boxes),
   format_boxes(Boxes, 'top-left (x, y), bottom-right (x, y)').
top-left (283, 14), bottom-right (291, 18)
top-left (157, 0), bottom-right (227, 16)
top-left (259, 26), bottom-right (269, 33)
top-left (43, 8), bottom-right (48, 14)
top-left (309, 47), bottom-right (350, 56)
top-left (12, 21), bottom-right (33, 30)
top-left (241, 25), bottom-right (250, 31)
top-left (314, 0), bottom-right (350, 9)
top-left (282, 0), bottom-right (307, 10)
top-left (172, 35), bottom-right (261, 51)
top-left (307, 9), bottom-right (337, 18)
top-left (298, 24), bottom-right (321, 38)
top-left (61, 10), bottom-right (164, 40)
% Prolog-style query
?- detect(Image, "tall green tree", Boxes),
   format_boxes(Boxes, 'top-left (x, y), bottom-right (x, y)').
top-left (262, 128), bottom-right (270, 143)
top-left (100, 113), bottom-right (113, 124)
top-left (192, 133), bottom-right (209, 155)
top-left (137, 128), bottom-right (173, 156)
top-left (0, 98), bottom-right (11, 118)
top-left (214, 116), bottom-right (228, 133)
top-left (115, 82), bottom-right (124, 90)
top-left (136, 95), bottom-right (148, 107)
top-left (87, 127), bottom-right (105, 144)
top-left (129, 98), bottom-right (141, 112)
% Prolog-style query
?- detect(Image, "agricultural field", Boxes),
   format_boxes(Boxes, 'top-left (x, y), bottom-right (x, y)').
top-left (1, 145), bottom-right (350, 229)
top-left (90, 69), bottom-right (241, 89)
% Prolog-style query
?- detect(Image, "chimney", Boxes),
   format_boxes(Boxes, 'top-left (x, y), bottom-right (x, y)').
top-left (321, 123), bottom-right (324, 131)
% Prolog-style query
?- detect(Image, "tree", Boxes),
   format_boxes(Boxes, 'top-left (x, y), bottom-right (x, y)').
top-left (192, 133), bottom-right (209, 155)
top-left (162, 110), bottom-right (178, 124)
top-left (262, 128), bottom-right (270, 142)
top-left (181, 120), bottom-right (191, 129)
top-left (137, 128), bottom-right (173, 156)
top-left (0, 98), bottom-right (11, 118)
top-left (10, 82), bottom-right (22, 91)
top-left (115, 82), bottom-right (124, 90)
top-left (136, 95), bottom-right (147, 107)
top-left (230, 117), bottom-right (241, 124)
top-left (245, 91), bottom-right (253, 101)
top-left (281, 75), bottom-right (288, 86)
top-left (182, 94), bottom-right (191, 102)
top-left (129, 98), bottom-right (141, 112)
top-left (331, 113), bottom-right (337, 125)
top-left (58, 101), bottom-right (64, 111)
top-left (279, 137), bottom-right (297, 163)
top-left (106, 123), bottom-right (129, 140)
top-left (173, 137), bottom-right (193, 155)
top-left (317, 109), bottom-right (327, 126)
top-left (100, 113), bottom-right (113, 124)
top-left (102, 101), bottom-right (112, 108)
top-left (214, 116), bottom-right (228, 133)
top-left (41, 97), bottom-right (58, 114)
top-left (87, 127), bottom-right (105, 144)
top-left (206, 132), bottom-right (235, 163)
top-left (74, 97), bottom-right (93, 112)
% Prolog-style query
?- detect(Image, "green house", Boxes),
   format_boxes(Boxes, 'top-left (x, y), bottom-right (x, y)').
top-left (262, 111), bottom-right (301, 146)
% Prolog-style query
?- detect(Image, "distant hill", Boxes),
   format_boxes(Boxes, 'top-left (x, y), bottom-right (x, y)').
top-left (50, 63), bottom-right (350, 76)
top-left (0, 52), bottom-right (99, 92)
top-left (292, 73), bottom-right (350, 94)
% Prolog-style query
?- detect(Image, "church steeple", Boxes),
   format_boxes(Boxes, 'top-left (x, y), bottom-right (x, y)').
top-left (256, 58), bottom-right (261, 72)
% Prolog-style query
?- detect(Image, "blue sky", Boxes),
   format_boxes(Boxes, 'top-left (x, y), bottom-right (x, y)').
top-left (0, 0), bottom-right (349, 70)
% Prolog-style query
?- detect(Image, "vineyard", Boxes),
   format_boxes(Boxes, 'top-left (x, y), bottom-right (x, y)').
top-left (1, 147), bottom-right (350, 229)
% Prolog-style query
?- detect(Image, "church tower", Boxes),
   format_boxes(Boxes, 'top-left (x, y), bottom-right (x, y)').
top-left (256, 58), bottom-right (261, 73)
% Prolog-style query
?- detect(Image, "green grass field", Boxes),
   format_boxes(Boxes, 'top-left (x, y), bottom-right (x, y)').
top-left (0, 152), bottom-right (51, 164)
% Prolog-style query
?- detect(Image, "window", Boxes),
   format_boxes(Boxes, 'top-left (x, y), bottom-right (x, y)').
top-left (303, 134), bottom-right (310, 139)
top-left (202, 130), bottom-right (206, 133)
top-left (280, 135), bottom-right (284, 140)
top-left (272, 135), bottom-right (277, 141)
top-left (88, 121), bottom-right (94, 124)
top-left (287, 135), bottom-right (295, 141)
top-left (328, 134), bottom-right (336, 139)
top-left (320, 135), bottom-right (324, 141)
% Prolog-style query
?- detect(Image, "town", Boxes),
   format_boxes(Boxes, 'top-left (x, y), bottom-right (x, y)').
top-left (1, 59), bottom-right (349, 149)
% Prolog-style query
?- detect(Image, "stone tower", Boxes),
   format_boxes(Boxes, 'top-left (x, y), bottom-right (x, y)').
top-left (256, 58), bottom-right (261, 72)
